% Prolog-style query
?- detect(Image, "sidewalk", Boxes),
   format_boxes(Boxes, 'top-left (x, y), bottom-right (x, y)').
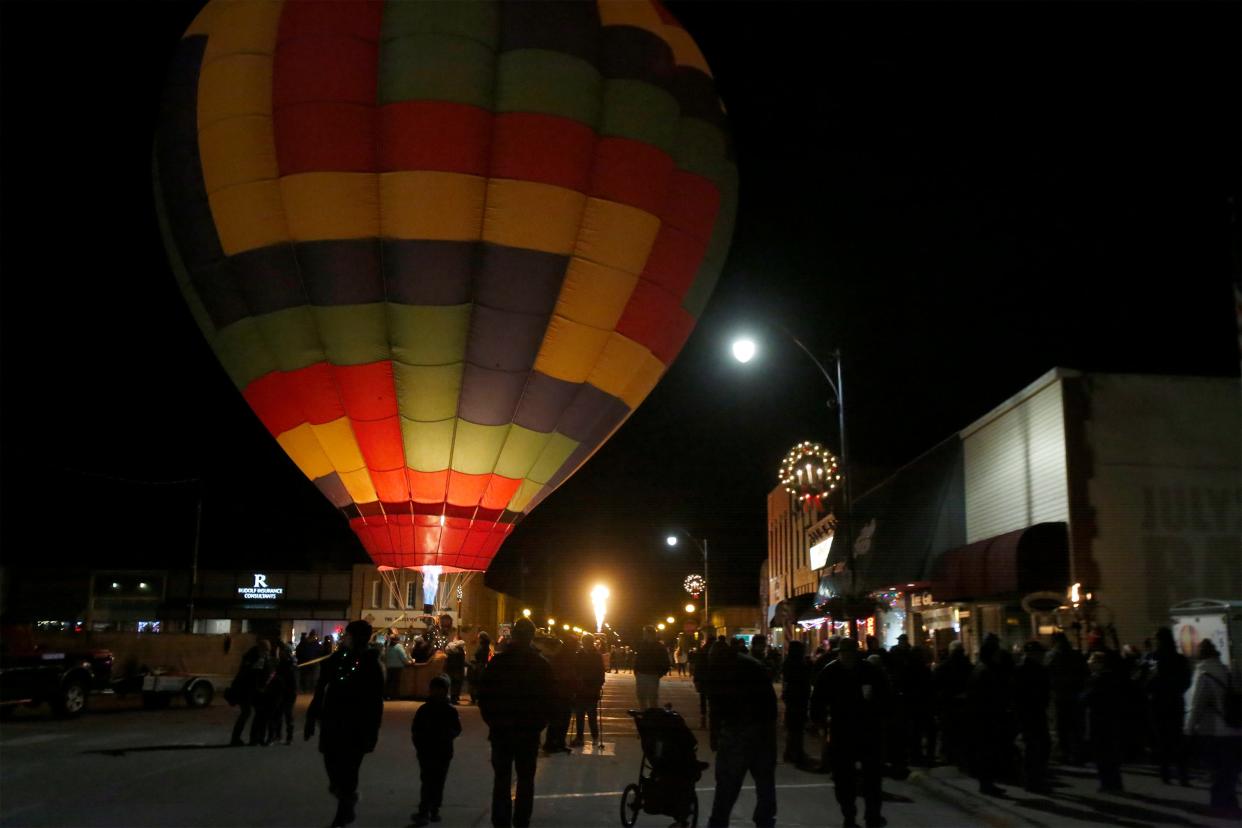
top-left (907, 761), bottom-right (1240, 828)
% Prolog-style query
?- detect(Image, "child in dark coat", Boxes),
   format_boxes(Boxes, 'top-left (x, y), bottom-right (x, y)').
top-left (411, 675), bottom-right (462, 826)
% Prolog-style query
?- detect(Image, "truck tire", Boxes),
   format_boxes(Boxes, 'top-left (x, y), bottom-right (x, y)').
top-left (53, 679), bottom-right (89, 718)
top-left (185, 680), bottom-right (214, 708)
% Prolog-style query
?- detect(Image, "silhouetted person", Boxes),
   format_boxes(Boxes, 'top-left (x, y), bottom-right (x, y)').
top-left (1083, 650), bottom-right (1125, 792)
top-left (411, 675), bottom-right (461, 826)
top-left (907, 645), bottom-right (936, 766)
top-left (572, 633), bottom-right (605, 747)
top-left (296, 631), bottom-right (321, 694)
top-left (385, 635), bottom-right (410, 700)
top-left (305, 620), bottom-right (384, 828)
top-left (934, 641), bottom-right (971, 767)
top-left (969, 634), bottom-right (1012, 796)
top-left (543, 638), bottom-right (575, 754)
top-left (781, 640), bottom-right (812, 766)
top-left (478, 617), bottom-right (553, 828)
top-left (1013, 641), bottom-right (1051, 792)
top-left (229, 639), bottom-right (272, 746)
top-left (1046, 632), bottom-right (1086, 764)
top-left (693, 632), bottom-right (716, 730)
top-left (706, 640), bottom-right (778, 828)
top-left (468, 632), bottom-right (491, 704)
top-left (1147, 626), bottom-right (1191, 786)
top-left (269, 643), bottom-right (297, 745)
top-left (634, 626), bottom-right (670, 710)
top-left (1185, 639), bottom-right (1242, 817)
top-left (445, 641), bottom-right (467, 704)
top-left (812, 638), bottom-right (891, 828)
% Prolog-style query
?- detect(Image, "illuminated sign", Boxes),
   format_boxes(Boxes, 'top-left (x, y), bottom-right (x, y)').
top-left (809, 534), bottom-right (834, 570)
top-left (237, 573), bottom-right (284, 600)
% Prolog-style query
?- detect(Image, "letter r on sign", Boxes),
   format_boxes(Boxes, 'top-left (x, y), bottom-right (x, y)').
top-left (254, 574), bottom-right (268, 589)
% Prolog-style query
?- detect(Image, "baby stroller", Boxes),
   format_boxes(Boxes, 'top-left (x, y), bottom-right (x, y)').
top-left (620, 708), bottom-right (709, 828)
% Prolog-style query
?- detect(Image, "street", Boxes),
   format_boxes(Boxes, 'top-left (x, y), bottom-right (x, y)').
top-left (0, 672), bottom-right (1233, 828)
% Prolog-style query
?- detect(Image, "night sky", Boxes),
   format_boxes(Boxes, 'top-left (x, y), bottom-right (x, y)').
top-left (1, 2), bottom-right (1238, 638)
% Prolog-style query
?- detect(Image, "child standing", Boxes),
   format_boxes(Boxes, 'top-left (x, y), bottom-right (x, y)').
top-left (411, 675), bottom-right (462, 826)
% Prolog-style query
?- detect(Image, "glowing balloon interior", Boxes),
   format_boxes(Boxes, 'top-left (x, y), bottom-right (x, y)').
top-left (155, 0), bottom-right (737, 573)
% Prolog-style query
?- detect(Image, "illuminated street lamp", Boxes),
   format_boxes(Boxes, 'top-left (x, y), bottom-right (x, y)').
top-left (657, 623), bottom-right (666, 631)
top-left (547, 618), bottom-right (556, 627)
top-left (521, 608), bottom-right (531, 618)
top-left (562, 623), bottom-right (570, 631)
top-left (731, 325), bottom-right (856, 633)
top-left (667, 533), bottom-right (710, 633)
top-left (666, 616), bottom-right (675, 625)
top-left (685, 604), bottom-right (696, 613)
top-left (731, 337), bottom-right (757, 363)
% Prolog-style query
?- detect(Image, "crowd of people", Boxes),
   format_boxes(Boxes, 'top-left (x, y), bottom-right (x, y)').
top-left (223, 616), bottom-right (1241, 828)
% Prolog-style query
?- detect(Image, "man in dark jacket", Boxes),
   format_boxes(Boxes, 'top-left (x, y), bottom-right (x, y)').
top-left (1046, 632), bottom-right (1087, 764)
top-left (693, 632), bottom-right (716, 730)
top-left (811, 638), bottom-right (891, 828)
top-left (706, 642), bottom-right (778, 828)
top-left (305, 620), bottom-right (384, 828)
top-left (634, 626), bottom-right (670, 710)
top-left (229, 639), bottom-right (272, 746)
top-left (572, 633), bottom-right (606, 747)
top-left (969, 634), bottom-right (1013, 796)
top-left (478, 617), bottom-right (554, 828)
top-left (1013, 641), bottom-right (1052, 792)
top-left (781, 640), bottom-right (813, 766)
top-left (1147, 626), bottom-right (1191, 785)
top-left (542, 637), bottom-right (576, 754)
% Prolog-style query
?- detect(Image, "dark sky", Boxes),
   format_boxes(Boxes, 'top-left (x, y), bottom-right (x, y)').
top-left (1, 2), bottom-right (1238, 638)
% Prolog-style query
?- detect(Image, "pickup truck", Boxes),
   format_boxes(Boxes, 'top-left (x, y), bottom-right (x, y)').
top-left (0, 641), bottom-right (115, 718)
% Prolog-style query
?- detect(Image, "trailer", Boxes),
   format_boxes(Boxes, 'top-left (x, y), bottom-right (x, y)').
top-left (141, 671), bottom-right (228, 709)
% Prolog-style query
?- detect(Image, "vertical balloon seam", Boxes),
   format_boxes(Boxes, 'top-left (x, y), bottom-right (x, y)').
top-left (453, 1), bottom-right (603, 562)
top-left (520, 0), bottom-right (729, 514)
top-left (261, 0), bottom-right (381, 560)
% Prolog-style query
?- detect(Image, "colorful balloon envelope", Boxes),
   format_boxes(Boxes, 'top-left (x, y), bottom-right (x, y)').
top-left (155, 0), bottom-right (737, 572)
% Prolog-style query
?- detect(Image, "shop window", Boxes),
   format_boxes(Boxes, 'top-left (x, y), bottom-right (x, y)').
top-left (193, 619), bottom-right (231, 634)
top-left (370, 580), bottom-right (381, 608)
top-left (406, 581), bottom-right (417, 609)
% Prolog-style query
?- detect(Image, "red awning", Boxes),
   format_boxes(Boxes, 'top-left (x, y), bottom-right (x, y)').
top-left (930, 522), bottom-right (1069, 603)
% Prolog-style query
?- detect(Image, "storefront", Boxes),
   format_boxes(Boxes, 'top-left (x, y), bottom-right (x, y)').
top-left (161, 569), bottom-right (352, 641)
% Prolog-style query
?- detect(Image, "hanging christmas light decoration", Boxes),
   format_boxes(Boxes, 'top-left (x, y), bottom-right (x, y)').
top-left (683, 574), bottom-right (706, 598)
top-left (779, 442), bottom-right (842, 510)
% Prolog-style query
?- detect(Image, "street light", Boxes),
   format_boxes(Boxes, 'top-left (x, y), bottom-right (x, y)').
top-left (547, 618), bottom-right (556, 627)
top-left (657, 623), bottom-right (666, 631)
top-left (666, 616), bottom-right (676, 625)
top-left (685, 604), bottom-right (696, 613)
top-left (521, 608), bottom-right (531, 618)
top-left (562, 623), bottom-right (570, 631)
top-left (666, 532), bottom-right (710, 634)
top-left (731, 337), bottom-right (757, 363)
top-left (730, 326), bottom-right (856, 630)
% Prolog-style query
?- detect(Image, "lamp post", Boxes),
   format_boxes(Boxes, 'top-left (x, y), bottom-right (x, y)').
top-left (732, 331), bottom-right (856, 629)
top-left (666, 532), bottom-right (709, 635)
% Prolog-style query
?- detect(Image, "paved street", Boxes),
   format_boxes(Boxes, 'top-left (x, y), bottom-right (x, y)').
top-left (0, 671), bottom-right (1235, 828)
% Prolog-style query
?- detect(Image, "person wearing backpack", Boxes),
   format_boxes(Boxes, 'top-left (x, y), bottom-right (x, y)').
top-left (1185, 639), bottom-right (1242, 818)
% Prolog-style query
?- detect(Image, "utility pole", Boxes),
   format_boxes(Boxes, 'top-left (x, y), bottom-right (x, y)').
top-left (186, 484), bottom-right (202, 632)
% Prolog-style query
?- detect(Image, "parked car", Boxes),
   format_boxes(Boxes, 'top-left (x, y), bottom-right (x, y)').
top-left (0, 628), bottom-right (114, 718)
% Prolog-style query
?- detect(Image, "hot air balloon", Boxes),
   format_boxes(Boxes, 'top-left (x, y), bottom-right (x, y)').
top-left (154, 0), bottom-right (737, 588)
